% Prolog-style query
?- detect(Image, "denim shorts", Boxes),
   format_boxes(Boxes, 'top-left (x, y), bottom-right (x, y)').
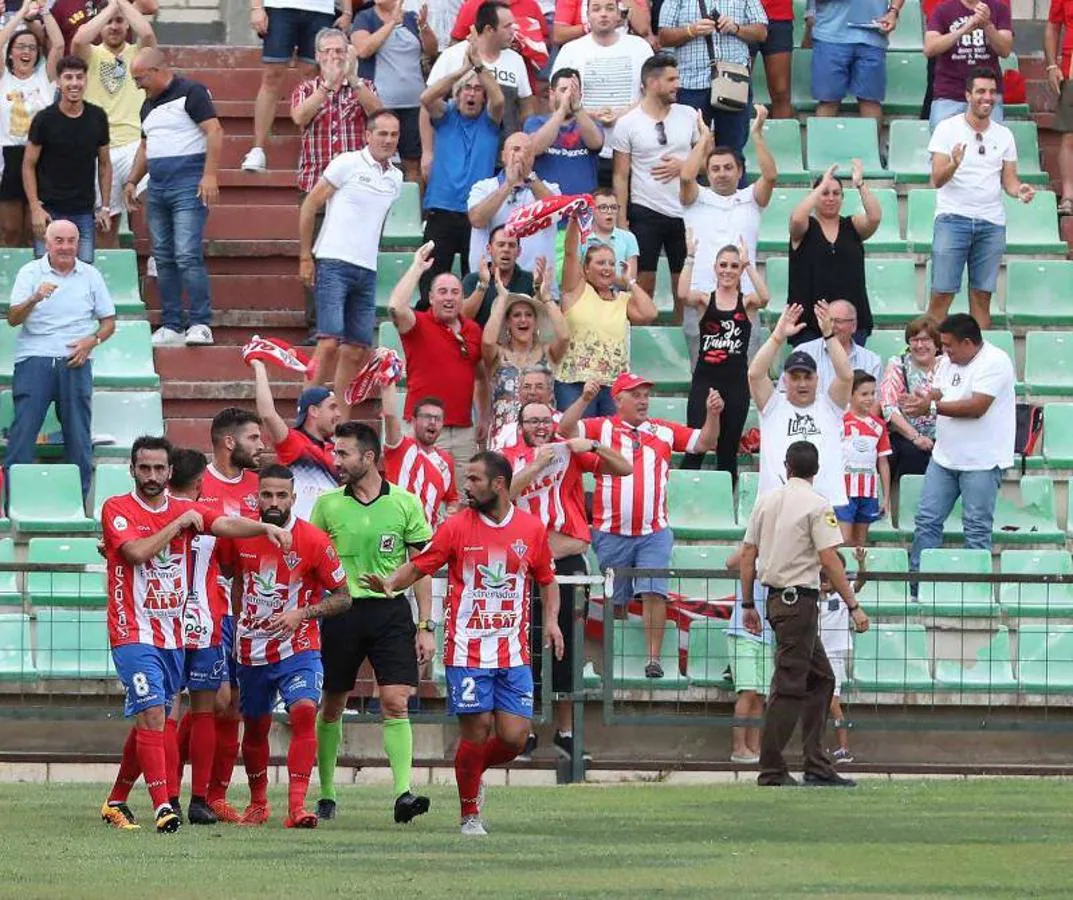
top-left (931, 213), bottom-right (1006, 294)
top-left (591, 527), bottom-right (674, 608)
top-left (262, 6), bottom-right (336, 64)
top-left (929, 97), bottom-right (1005, 132)
top-left (835, 495), bottom-right (881, 524)
top-left (811, 39), bottom-right (886, 103)
top-left (314, 258), bottom-right (376, 346)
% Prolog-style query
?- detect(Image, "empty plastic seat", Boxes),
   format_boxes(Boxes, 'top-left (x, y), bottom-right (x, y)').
top-left (758, 187), bottom-right (904, 252)
top-left (1025, 332), bottom-right (1073, 396)
top-left (991, 476), bottom-right (1063, 544)
top-left (608, 619), bottom-right (688, 689)
top-left (864, 259), bottom-right (920, 324)
top-left (1044, 405), bottom-right (1073, 468)
top-left (855, 547), bottom-right (910, 617)
top-left (806, 117), bottom-right (886, 179)
top-left (34, 607), bottom-right (114, 679)
top-left (867, 331), bottom-right (908, 369)
top-left (648, 396), bottom-right (686, 423)
top-left (93, 320), bottom-right (159, 388)
top-left (27, 538), bottom-right (106, 607)
top-left (0, 612), bottom-right (35, 681)
top-left (653, 256), bottom-right (675, 318)
top-left (933, 626), bottom-right (1017, 692)
top-left (849, 623), bottom-right (933, 692)
top-left (789, 49), bottom-right (816, 113)
top-left (670, 544), bottom-right (738, 601)
top-left (667, 470), bottom-right (741, 540)
top-left (629, 326), bottom-right (691, 391)
top-left (887, 119), bottom-right (933, 184)
top-left (376, 251), bottom-right (416, 313)
top-left (0, 321), bottom-right (15, 385)
top-left (736, 470), bottom-right (758, 523)
top-left (760, 256), bottom-right (787, 323)
top-left (0, 538), bottom-right (17, 601)
top-left (884, 52), bottom-right (928, 114)
top-left (8, 464), bottom-right (95, 535)
top-left (1017, 624), bottom-right (1073, 693)
top-left (685, 619), bottom-right (734, 688)
top-left (744, 118), bottom-right (807, 183)
top-left (92, 392), bottom-right (164, 459)
top-left (91, 249), bottom-right (144, 313)
top-left (0, 248), bottom-right (33, 305)
top-left (0, 390), bottom-right (61, 456)
top-left (92, 465), bottom-right (134, 521)
top-left (999, 550), bottom-right (1073, 617)
top-left (381, 181), bottom-right (423, 248)
top-left (1005, 261), bottom-right (1073, 326)
top-left (919, 548), bottom-right (996, 617)
top-left (888, 1), bottom-right (924, 51)
top-left (1005, 121), bottom-right (1049, 185)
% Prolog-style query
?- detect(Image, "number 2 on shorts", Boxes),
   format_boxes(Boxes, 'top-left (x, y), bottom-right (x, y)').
top-left (460, 676), bottom-right (476, 703)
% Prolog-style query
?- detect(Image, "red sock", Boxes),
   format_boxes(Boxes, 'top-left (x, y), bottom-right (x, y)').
top-left (135, 727), bottom-right (170, 812)
top-left (188, 712), bottom-right (216, 799)
top-left (242, 715), bottom-right (272, 806)
top-left (286, 703), bottom-right (317, 814)
top-left (176, 713), bottom-right (192, 786)
top-left (207, 715), bottom-right (241, 804)
top-left (454, 739), bottom-right (485, 817)
top-left (481, 735), bottom-right (522, 772)
top-left (107, 727), bottom-right (141, 804)
top-left (163, 719), bottom-right (180, 800)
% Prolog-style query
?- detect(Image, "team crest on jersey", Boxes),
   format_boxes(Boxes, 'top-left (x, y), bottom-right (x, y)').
top-left (244, 494), bottom-right (258, 511)
top-left (379, 534), bottom-right (398, 553)
top-left (510, 539), bottom-right (528, 559)
top-left (112, 515), bottom-right (128, 531)
top-left (283, 551), bottom-right (300, 570)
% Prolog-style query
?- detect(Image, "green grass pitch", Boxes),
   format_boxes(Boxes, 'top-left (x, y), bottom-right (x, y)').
top-left (1, 780), bottom-right (1072, 898)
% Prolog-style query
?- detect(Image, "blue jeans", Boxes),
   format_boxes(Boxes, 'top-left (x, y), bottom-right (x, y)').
top-left (314, 258), bottom-right (376, 346)
top-left (5, 355), bottom-right (93, 498)
top-left (678, 87), bottom-right (751, 162)
top-left (931, 213), bottom-right (1006, 295)
top-left (909, 459), bottom-right (1002, 574)
top-left (554, 380), bottom-right (615, 418)
top-left (929, 97), bottom-right (1005, 132)
top-left (591, 527), bottom-right (674, 607)
top-left (32, 209), bottom-right (94, 263)
top-left (147, 182), bottom-right (211, 332)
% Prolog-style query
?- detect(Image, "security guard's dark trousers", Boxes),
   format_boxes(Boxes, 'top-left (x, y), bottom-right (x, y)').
top-left (758, 588), bottom-right (838, 784)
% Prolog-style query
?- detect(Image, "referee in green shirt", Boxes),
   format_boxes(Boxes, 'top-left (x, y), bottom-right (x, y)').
top-left (311, 422), bottom-right (436, 825)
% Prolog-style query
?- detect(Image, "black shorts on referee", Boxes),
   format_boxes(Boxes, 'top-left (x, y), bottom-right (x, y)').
top-left (321, 594), bottom-right (418, 692)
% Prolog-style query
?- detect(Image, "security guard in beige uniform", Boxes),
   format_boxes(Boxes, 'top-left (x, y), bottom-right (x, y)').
top-left (740, 440), bottom-right (870, 787)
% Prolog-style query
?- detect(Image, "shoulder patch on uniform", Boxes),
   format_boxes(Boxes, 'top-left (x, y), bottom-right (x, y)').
top-left (824, 511), bottom-right (838, 528)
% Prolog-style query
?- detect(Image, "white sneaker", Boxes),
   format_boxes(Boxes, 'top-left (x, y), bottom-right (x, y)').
top-left (460, 815), bottom-right (487, 836)
top-left (185, 325), bottom-right (214, 346)
top-left (241, 147), bottom-right (267, 172)
top-left (146, 255), bottom-right (157, 278)
top-left (730, 753), bottom-right (761, 765)
top-left (151, 326), bottom-right (185, 346)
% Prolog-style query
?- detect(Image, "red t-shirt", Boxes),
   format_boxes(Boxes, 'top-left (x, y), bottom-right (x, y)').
top-left (452, 0), bottom-right (547, 41)
top-left (1050, 0), bottom-right (1073, 78)
top-left (760, 0), bottom-right (793, 24)
top-left (927, 0), bottom-right (1012, 100)
top-left (502, 440), bottom-right (600, 544)
top-left (51, 0), bottom-right (102, 51)
top-left (273, 427), bottom-right (338, 521)
top-left (400, 311), bottom-right (482, 428)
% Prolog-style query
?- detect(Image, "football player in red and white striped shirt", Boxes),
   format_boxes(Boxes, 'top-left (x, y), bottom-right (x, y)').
top-left (558, 372), bottom-right (723, 678)
top-left (217, 464), bottom-right (350, 829)
top-left (365, 452), bottom-right (563, 836)
top-left (99, 437), bottom-right (292, 835)
top-left (836, 371), bottom-right (892, 547)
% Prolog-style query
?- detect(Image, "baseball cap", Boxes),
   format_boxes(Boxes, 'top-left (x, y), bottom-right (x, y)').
top-left (783, 351), bottom-right (818, 374)
top-left (611, 372), bottom-right (654, 398)
top-left (296, 386), bottom-right (332, 428)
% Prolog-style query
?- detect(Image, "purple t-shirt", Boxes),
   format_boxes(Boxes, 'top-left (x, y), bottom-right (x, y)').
top-left (928, 0), bottom-right (1012, 101)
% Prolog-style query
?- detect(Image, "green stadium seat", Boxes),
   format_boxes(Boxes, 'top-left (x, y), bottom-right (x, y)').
top-left (93, 464), bottom-right (134, 521)
top-left (376, 251), bottom-right (416, 313)
top-left (865, 259), bottom-right (921, 324)
top-left (792, 0), bottom-right (807, 46)
top-left (744, 118), bottom-right (808, 183)
top-left (760, 256), bottom-right (787, 324)
top-left (8, 464), bottom-right (95, 535)
top-left (667, 470), bottom-right (741, 540)
top-left (629, 326), bottom-right (691, 391)
top-left (685, 619), bottom-right (734, 689)
top-left (1025, 332), bottom-right (1073, 396)
top-left (381, 181), bottom-right (423, 248)
top-left (855, 547), bottom-right (911, 617)
top-left (898, 473), bottom-right (960, 536)
top-left (806, 118), bottom-right (886, 179)
top-left (653, 256), bottom-right (675, 319)
top-left (91, 249), bottom-right (144, 313)
top-left (670, 544), bottom-right (738, 601)
top-left (93, 320), bottom-right (159, 388)
top-left (736, 470), bottom-right (758, 523)
top-left (1005, 261), bottom-right (1073, 326)
top-left (758, 187), bottom-right (904, 253)
top-left (933, 626), bottom-right (1017, 692)
top-left (1005, 121), bottom-right (1050, 185)
top-left (0, 538), bottom-right (17, 601)
top-left (0, 321), bottom-right (15, 385)
top-left (991, 476), bottom-right (1063, 544)
top-left (888, 0), bottom-right (924, 51)
top-left (34, 607), bottom-right (114, 679)
top-left (849, 623), bottom-right (933, 692)
top-left (93, 392), bottom-right (164, 459)
top-left (0, 612), bottom-right (34, 681)
top-left (1017, 624), bottom-right (1073, 693)
top-left (887, 119), bottom-right (933, 184)
top-left (790, 49), bottom-right (816, 113)
top-left (1043, 405), bottom-right (1073, 468)
top-left (0, 390), bottom-right (61, 457)
top-left (648, 396), bottom-right (686, 423)
top-left (999, 550), bottom-right (1073, 617)
top-left (884, 53), bottom-right (929, 114)
top-left (752, 48), bottom-right (771, 105)
top-left (919, 548), bottom-right (996, 617)
top-left (608, 619), bottom-right (688, 689)
top-left (1001, 51), bottom-right (1019, 71)
top-left (908, 189), bottom-right (1068, 254)
top-left (866, 331), bottom-right (908, 368)
top-left (27, 538), bottom-right (106, 607)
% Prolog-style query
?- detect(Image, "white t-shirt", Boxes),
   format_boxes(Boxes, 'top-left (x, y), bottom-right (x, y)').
top-left (0, 63), bottom-right (53, 147)
top-left (818, 590), bottom-right (852, 654)
top-left (789, 337), bottom-right (882, 394)
top-left (611, 103), bottom-right (697, 218)
top-left (314, 148), bottom-right (403, 270)
top-left (758, 390), bottom-right (848, 507)
top-left (683, 184), bottom-right (762, 294)
top-left (427, 42), bottom-right (532, 134)
top-left (467, 175), bottom-right (561, 283)
top-left (929, 114), bottom-right (1017, 226)
top-left (551, 33), bottom-right (653, 159)
top-left (932, 340), bottom-right (1016, 471)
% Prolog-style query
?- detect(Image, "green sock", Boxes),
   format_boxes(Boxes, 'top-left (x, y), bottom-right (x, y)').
top-left (382, 717), bottom-right (413, 798)
top-left (316, 714), bottom-right (343, 802)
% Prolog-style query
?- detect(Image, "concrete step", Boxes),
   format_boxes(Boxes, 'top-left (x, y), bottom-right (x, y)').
top-left (215, 101), bottom-right (296, 137)
top-left (218, 169), bottom-right (300, 206)
top-left (195, 68), bottom-right (304, 103)
top-left (153, 345), bottom-right (308, 384)
top-left (145, 308), bottom-right (308, 346)
top-left (200, 204), bottom-right (299, 241)
top-left (135, 238), bottom-right (301, 263)
top-left (221, 134), bottom-right (301, 170)
top-left (141, 273), bottom-right (305, 311)
top-left (165, 45), bottom-right (267, 70)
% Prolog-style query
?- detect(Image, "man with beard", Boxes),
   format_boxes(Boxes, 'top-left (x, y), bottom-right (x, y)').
top-left (218, 465), bottom-right (350, 828)
top-left (460, 226), bottom-right (533, 328)
top-left (489, 365), bottom-right (557, 451)
top-left (310, 422), bottom-right (434, 824)
top-left (504, 402), bottom-right (630, 759)
top-left (99, 437), bottom-right (292, 834)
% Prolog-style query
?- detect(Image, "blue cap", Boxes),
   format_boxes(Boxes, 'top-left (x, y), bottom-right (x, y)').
top-left (296, 386), bottom-right (332, 428)
top-left (783, 351), bottom-right (818, 374)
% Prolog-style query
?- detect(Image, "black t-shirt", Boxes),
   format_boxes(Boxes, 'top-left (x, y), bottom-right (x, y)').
top-left (28, 102), bottom-right (110, 213)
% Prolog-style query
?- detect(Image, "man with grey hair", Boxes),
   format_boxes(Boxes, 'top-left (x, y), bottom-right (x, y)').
top-left (791, 299), bottom-right (882, 393)
top-left (4, 220), bottom-right (115, 501)
top-left (490, 365), bottom-right (558, 450)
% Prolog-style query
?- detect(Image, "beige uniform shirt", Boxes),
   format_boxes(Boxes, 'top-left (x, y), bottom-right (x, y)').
top-left (743, 477), bottom-right (843, 590)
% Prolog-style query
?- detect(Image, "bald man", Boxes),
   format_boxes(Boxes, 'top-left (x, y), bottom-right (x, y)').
top-left (790, 300), bottom-right (882, 393)
top-left (124, 47), bottom-right (223, 348)
top-left (5, 220), bottom-right (116, 500)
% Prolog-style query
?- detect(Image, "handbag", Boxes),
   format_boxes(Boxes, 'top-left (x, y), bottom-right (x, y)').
top-left (696, 0), bottom-right (750, 112)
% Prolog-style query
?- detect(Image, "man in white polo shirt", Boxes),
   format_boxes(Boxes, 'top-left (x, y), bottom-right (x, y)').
top-left (298, 109), bottom-right (403, 414)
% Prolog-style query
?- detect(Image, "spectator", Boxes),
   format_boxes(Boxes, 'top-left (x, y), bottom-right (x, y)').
top-left (0, 1), bottom-right (61, 248)
top-left (926, 69), bottom-right (1036, 329)
top-left (788, 161), bottom-right (881, 346)
top-left (299, 109), bottom-right (402, 415)
top-left (461, 225), bottom-right (533, 326)
top-left (819, 547), bottom-right (867, 765)
top-left (481, 269), bottom-right (569, 445)
top-left (550, 0), bottom-right (653, 184)
top-left (73, 0), bottom-right (155, 251)
top-left (902, 314), bottom-right (1015, 583)
top-left (489, 362), bottom-right (558, 448)
top-left (424, 0), bottom-right (466, 48)
top-left (1047, 0), bottom-right (1073, 215)
top-left (657, 0), bottom-right (767, 154)
top-left (836, 370), bottom-right (891, 544)
top-left (125, 47), bottom-right (223, 347)
top-left (878, 316), bottom-right (941, 480)
top-left (419, 41), bottom-right (504, 297)
top-left (748, 303), bottom-right (852, 506)
top-left (292, 29), bottom-right (382, 344)
top-left (750, 0), bottom-right (792, 118)
top-left (611, 54), bottom-right (697, 322)
top-left (924, 0), bottom-right (1012, 131)
top-left (680, 106), bottom-right (775, 366)
top-left (240, 0), bottom-right (353, 172)
top-left (553, 0), bottom-right (654, 46)
top-left (389, 242), bottom-right (489, 465)
top-left (23, 54), bottom-right (110, 264)
top-left (49, 0), bottom-right (156, 53)
top-left (555, 217), bottom-right (658, 415)
top-left (352, 0), bottom-right (437, 183)
top-left (523, 68), bottom-right (603, 196)
top-left (4, 219), bottom-right (114, 499)
top-left (558, 373), bottom-right (723, 677)
top-left (679, 236), bottom-right (768, 479)
top-left (451, 0), bottom-right (551, 85)
top-left (810, 0), bottom-right (901, 122)
top-left (791, 299), bottom-right (882, 391)
top-left (582, 185), bottom-right (639, 275)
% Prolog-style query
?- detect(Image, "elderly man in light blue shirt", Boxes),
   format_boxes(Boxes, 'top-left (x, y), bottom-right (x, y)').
top-left (6, 219), bottom-right (115, 499)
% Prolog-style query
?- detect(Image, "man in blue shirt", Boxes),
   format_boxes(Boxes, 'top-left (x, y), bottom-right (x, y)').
top-left (523, 68), bottom-right (603, 196)
top-left (5, 219), bottom-right (115, 500)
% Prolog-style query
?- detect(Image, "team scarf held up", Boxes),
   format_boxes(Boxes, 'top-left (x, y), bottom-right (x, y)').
top-left (242, 335), bottom-right (315, 377)
top-left (506, 194), bottom-right (594, 243)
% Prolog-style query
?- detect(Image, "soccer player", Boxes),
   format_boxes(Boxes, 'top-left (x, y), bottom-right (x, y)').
top-left (218, 465), bottom-right (351, 828)
top-left (365, 452), bottom-right (564, 836)
top-left (99, 436), bottom-right (292, 834)
top-left (310, 422), bottom-right (434, 824)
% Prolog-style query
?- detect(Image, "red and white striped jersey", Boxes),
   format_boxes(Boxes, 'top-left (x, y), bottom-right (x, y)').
top-left (842, 412), bottom-right (892, 499)
top-left (574, 416), bottom-right (701, 537)
top-left (410, 505), bottom-right (555, 668)
top-left (102, 493), bottom-right (222, 649)
top-left (383, 436), bottom-right (458, 527)
top-left (218, 517), bottom-right (347, 665)
top-left (490, 410), bottom-right (563, 451)
top-left (501, 440), bottom-right (600, 543)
